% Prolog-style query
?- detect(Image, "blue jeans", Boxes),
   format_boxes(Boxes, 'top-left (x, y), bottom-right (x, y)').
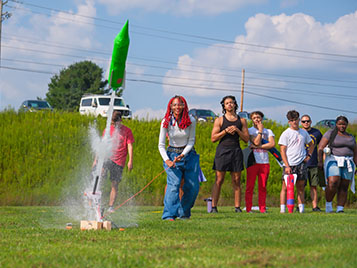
top-left (162, 150), bottom-right (200, 220)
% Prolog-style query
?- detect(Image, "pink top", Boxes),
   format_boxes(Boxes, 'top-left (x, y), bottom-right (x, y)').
top-left (103, 124), bottom-right (134, 167)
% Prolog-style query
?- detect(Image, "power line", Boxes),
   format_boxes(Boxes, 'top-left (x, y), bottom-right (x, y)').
top-left (247, 70), bottom-right (357, 84)
top-left (7, 0), bottom-right (357, 63)
top-left (2, 57), bottom-right (65, 67)
top-left (5, 33), bottom-right (357, 87)
top-left (126, 78), bottom-right (357, 114)
top-left (245, 75), bottom-right (357, 90)
top-left (2, 35), bottom-right (111, 56)
top-left (4, 42), bottom-right (357, 92)
top-left (3, 56), bottom-right (356, 100)
top-left (1, 65), bottom-right (54, 74)
top-left (10, 4), bottom-right (357, 65)
top-left (2, 63), bottom-right (356, 114)
top-left (123, 71), bottom-right (357, 99)
top-left (2, 44), bottom-right (109, 62)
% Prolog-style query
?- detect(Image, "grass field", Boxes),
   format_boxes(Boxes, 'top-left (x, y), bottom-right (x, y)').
top-left (1, 206), bottom-right (356, 267)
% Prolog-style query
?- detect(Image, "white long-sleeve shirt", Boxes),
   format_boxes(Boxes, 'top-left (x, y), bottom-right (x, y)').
top-left (158, 115), bottom-right (196, 161)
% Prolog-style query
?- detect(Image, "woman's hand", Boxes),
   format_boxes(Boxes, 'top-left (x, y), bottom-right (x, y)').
top-left (165, 159), bottom-right (175, 168)
top-left (175, 154), bottom-right (184, 162)
top-left (165, 154), bottom-right (183, 168)
top-left (284, 166), bottom-right (292, 174)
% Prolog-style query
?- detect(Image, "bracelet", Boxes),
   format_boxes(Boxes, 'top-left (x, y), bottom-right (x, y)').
top-left (307, 153), bottom-right (312, 158)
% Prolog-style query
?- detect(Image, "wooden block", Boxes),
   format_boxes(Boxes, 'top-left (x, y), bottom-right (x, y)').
top-left (103, 221), bottom-right (111, 231)
top-left (80, 220), bottom-right (103, 230)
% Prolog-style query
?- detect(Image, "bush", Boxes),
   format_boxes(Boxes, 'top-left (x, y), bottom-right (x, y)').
top-left (1, 110), bottom-right (356, 206)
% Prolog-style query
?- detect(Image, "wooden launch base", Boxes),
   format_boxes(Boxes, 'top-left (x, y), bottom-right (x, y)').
top-left (80, 220), bottom-right (111, 231)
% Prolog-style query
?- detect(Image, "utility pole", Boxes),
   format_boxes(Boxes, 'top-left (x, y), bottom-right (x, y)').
top-left (0, 0), bottom-right (12, 67)
top-left (240, 68), bottom-right (245, 112)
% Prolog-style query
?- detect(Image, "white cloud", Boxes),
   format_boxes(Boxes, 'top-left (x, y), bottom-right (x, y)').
top-left (46, 0), bottom-right (97, 51)
top-left (98, 0), bottom-right (264, 15)
top-left (1, 0), bottom-right (98, 109)
top-left (162, 54), bottom-right (234, 97)
top-left (133, 108), bottom-right (165, 120)
top-left (4, 0), bottom-right (97, 60)
top-left (163, 11), bottom-right (357, 97)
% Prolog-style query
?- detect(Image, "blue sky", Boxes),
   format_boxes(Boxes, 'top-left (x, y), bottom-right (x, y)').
top-left (1, 0), bottom-right (357, 123)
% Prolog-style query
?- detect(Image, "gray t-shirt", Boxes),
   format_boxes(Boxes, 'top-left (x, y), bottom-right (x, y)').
top-left (323, 129), bottom-right (356, 157)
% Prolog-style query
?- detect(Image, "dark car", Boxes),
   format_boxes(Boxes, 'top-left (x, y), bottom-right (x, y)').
top-left (238, 111), bottom-right (250, 120)
top-left (314, 119), bottom-right (336, 129)
top-left (19, 100), bottom-right (53, 112)
top-left (189, 109), bottom-right (217, 122)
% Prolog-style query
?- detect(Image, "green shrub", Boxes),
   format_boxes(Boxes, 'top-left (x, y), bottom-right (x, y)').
top-left (1, 110), bottom-right (356, 206)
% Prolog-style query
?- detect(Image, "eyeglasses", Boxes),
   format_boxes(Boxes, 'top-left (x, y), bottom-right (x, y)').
top-left (301, 120), bottom-right (311, 123)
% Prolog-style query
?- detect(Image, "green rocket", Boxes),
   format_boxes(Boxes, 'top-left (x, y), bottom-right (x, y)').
top-left (108, 20), bottom-right (130, 90)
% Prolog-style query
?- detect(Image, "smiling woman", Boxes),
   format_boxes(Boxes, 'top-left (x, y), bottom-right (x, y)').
top-left (158, 95), bottom-right (200, 221)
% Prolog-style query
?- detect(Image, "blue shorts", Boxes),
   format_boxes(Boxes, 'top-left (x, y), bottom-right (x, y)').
top-left (326, 160), bottom-right (355, 180)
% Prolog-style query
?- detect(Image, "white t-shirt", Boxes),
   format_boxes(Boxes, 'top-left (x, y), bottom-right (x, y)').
top-left (248, 127), bottom-right (275, 164)
top-left (278, 128), bottom-right (312, 166)
top-left (158, 115), bottom-right (196, 161)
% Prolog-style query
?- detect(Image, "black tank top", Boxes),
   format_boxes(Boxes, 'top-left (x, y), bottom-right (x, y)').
top-left (219, 115), bottom-right (242, 147)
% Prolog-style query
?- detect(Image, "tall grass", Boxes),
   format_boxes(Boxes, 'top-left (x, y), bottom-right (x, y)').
top-left (0, 110), bottom-right (93, 205)
top-left (1, 110), bottom-right (356, 206)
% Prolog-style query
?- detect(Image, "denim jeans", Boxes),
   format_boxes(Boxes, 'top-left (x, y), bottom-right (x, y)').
top-left (162, 150), bottom-right (200, 220)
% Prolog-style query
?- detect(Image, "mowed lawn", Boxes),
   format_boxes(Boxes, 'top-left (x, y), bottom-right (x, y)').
top-left (0, 206), bottom-right (356, 267)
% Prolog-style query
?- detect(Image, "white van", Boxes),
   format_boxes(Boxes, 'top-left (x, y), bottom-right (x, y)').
top-left (79, 94), bottom-right (132, 119)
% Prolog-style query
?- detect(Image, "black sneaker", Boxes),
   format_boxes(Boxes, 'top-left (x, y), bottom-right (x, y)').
top-left (210, 207), bottom-right (218, 213)
top-left (235, 207), bottom-right (242, 213)
top-left (337, 210), bottom-right (344, 213)
top-left (312, 206), bottom-right (322, 212)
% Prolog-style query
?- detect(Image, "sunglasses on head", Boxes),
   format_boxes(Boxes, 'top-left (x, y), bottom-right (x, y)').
top-left (301, 120), bottom-right (311, 123)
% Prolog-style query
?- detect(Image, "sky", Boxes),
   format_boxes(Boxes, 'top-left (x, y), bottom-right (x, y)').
top-left (1, 0), bottom-right (357, 124)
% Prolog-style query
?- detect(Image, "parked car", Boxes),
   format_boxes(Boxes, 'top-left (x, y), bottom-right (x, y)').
top-left (238, 111), bottom-right (250, 120)
top-left (79, 94), bottom-right (132, 119)
top-left (314, 119), bottom-right (336, 129)
top-left (19, 100), bottom-right (53, 112)
top-left (189, 109), bottom-right (217, 122)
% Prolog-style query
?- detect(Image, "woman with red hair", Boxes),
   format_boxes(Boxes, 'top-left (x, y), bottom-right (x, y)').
top-left (158, 95), bottom-right (199, 220)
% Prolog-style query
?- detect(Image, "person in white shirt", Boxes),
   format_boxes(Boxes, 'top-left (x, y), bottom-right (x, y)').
top-left (158, 95), bottom-right (199, 221)
top-left (278, 110), bottom-right (314, 213)
top-left (245, 111), bottom-right (275, 213)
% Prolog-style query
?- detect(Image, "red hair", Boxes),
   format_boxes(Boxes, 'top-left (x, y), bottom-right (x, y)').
top-left (162, 96), bottom-right (191, 129)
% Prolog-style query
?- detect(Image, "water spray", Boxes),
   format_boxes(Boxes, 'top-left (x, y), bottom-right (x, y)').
top-left (81, 20), bottom-right (130, 230)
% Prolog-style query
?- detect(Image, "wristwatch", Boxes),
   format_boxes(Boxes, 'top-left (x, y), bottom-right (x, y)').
top-left (258, 132), bottom-right (263, 135)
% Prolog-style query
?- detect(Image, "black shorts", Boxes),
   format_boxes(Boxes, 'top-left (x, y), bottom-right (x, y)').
top-left (103, 160), bottom-right (123, 183)
top-left (213, 145), bottom-right (244, 172)
top-left (282, 161), bottom-right (307, 181)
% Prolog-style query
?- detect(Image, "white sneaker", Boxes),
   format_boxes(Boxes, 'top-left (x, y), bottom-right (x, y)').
top-left (325, 205), bottom-right (333, 213)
